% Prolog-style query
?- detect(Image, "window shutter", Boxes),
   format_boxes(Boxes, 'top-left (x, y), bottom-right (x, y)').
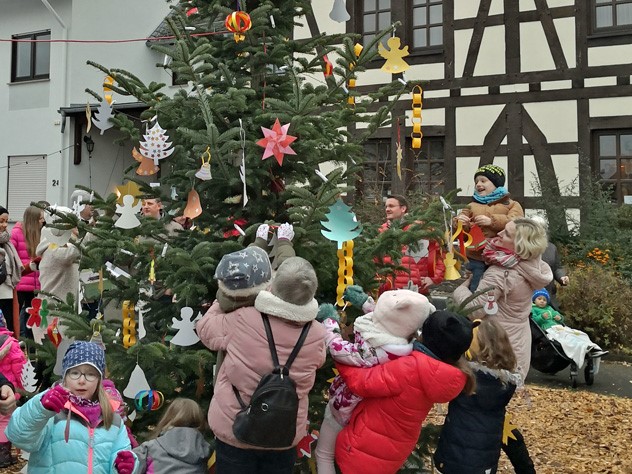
top-left (6, 156), bottom-right (47, 221)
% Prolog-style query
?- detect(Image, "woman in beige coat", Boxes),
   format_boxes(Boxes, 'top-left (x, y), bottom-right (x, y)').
top-left (453, 218), bottom-right (552, 382)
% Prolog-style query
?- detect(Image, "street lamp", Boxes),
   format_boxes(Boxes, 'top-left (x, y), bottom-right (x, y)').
top-left (83, 135), bottom-right (95, 157)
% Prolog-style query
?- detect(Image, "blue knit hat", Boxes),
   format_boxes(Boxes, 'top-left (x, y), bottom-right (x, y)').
top-left (62, 341), bottom-right (106, 378)
top-left (532, 288), bottom-right (550, 303)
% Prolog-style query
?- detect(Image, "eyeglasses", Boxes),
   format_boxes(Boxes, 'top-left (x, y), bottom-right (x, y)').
top-left (66, 369), bottom-right (99, 382)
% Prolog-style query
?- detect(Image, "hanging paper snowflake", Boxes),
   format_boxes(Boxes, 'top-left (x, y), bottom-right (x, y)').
top-left (140, 121), bottom-right (175, 166)
top-left (256, 119), bottom-right (297, 166)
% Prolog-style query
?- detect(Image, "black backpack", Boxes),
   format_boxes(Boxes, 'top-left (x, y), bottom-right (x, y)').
top-left (232, 314), bottom-right (311, 448)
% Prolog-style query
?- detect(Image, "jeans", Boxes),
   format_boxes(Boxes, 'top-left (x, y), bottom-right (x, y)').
top-left (466, 259), bottom-right (488, 293)
top-left (215, 438), bottom-right (297, 474)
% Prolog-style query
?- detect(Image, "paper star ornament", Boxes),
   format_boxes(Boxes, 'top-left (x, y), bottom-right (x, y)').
top-left (116, 181), bottom-right (142, 206)
top-left (256, 119), bottom-right (297, 166)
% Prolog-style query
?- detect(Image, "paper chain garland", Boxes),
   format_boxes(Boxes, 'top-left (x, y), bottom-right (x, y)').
top-left (411, 85), bottom-right (423, 149)
top-left (122, 300), bottom-right (137, 348)
top-left (336, 241), bottom-right (354, 307)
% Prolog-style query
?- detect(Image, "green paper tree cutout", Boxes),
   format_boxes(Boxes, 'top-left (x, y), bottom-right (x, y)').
top-left (320, 198), bottom-right (362, 248)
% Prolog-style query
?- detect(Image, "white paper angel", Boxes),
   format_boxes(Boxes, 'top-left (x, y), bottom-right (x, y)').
top-left (170, 307), bottom-right (201, 346)
top-left (115, 194), bottom-right (142, 229)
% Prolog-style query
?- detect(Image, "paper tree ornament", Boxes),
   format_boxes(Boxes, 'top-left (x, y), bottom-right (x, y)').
top-left (320, 199), bottom-right (362, 248)
top-left (139, 121), bottom-right (175, 166)
top-left (195, 147), bottom-right (212, 180)
top-left (115, 195), bottom-right (142, 229)
top-left (183, 189), bottom-right (202, 219)
top-left (133, 147), bottom-right (159, 176)
top-left (256, 119), bottom-right (297, 166)
top-left (116, 181), bottom-right (142, 206)
top-left (378, 37), bottom-right (410, 73)
top-left (21, 359), bottom-right (38, 393)
top-left (170, 307), bottom-right (201, 346)
top-left (329, 0), bottom-right (350, 22)
top-left (123, 363), bottom-right (151, 398)
top-left (92, 99), bottom-right (115, 135)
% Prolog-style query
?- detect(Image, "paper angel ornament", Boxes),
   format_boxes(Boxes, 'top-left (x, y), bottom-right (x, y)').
top-left (139, 121), bottom-right (175, 166)
top-left (195, 147), bottom-right (212, 180)
top-left (92, 99), bottom-right (115, 135)
top-left (133, 147), bottom-right (159, 176)
top-left (378, 37), bottom-right (410, 73)
top-left (123, 363), bottom-right (151, 398)
top-left (329, 0), bottom-right (350, 22)
top-left (170, 307), bottom-right (201, 346)
top-left (115, 194), bottom-right (142, 229)
top-left (256, 119), bottom-right (297, 166)
top-left (21, 359), bottom-right (38, 393)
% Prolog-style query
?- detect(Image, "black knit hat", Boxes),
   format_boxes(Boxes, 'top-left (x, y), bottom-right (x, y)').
top-left (474, 164), bottom-right (506, 189)
top-left (422, 311), bottom-right (476, 364)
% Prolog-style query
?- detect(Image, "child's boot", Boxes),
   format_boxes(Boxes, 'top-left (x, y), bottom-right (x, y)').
top-left (0, 441), bottom-right (15, 467)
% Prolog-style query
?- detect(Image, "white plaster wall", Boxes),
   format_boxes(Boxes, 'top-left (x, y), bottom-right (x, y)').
top-left (590, 97), bottom-right (632, 117)
top-left (519, 0), bottom-right (537, 11)
top-left (454, 29), bottom-right (473, 78)
top-left (554, 18), bottom-right (576, 69)
top-left (407, 62), bottom-right (445, 81)
top-left (588, 44), bottom-right (632, 67)
top-left (474, 25), bottom-right (506, 76)
top-left (456, 156), bottom-right (508, 196)
top-left (455, 105), bottom-right (505, 146)
top-left (523, 101), bottom-right (578, 143)
top-left (520, 22), bottom-right (555, 73)
top-left (547, 0), bottom-right (575, 7)
top-left (454, 0), bottom-right (481, 20)
top-left (489, 0), bottom-right (504, 16)
top-left (405, 108), bottom-right (445, 127)
top-left (523, 154), bottom-right (579, 197)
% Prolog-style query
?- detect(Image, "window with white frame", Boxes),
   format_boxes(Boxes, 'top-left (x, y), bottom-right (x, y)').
top-left (11, 30), bottom-right (51, 82)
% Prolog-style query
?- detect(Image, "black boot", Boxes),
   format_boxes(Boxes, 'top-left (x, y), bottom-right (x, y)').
top-left (0, 442), bottom-right (15, 468)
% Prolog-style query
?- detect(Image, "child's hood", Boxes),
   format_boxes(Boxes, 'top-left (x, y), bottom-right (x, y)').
top-left (155, 427), bottom-right (211, 463)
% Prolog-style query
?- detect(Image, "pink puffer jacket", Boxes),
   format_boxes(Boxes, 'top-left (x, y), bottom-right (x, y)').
top-left (197, 300), bottom-right (326, 450)
top-left (10, 223), bottom-right (40, 292)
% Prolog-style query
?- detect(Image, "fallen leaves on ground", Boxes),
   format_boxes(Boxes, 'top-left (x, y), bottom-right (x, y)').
top-left (426, 385), bottom-right (632, 474)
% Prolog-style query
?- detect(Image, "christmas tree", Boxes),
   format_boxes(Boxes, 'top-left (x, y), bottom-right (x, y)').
top-left (34, 1), bottom-right (451, 469)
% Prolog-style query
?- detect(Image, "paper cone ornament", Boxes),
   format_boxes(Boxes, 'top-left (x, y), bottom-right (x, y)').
top-left (329, 0), bottom-right (350, 22)
top-left (183, 189), bottom-right (202, 219)
top-left (133, 147), bottom-right (159, 176)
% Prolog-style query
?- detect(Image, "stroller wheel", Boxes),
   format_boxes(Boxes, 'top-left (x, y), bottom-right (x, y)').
top-left (585, 359), bottom-right (595, 386)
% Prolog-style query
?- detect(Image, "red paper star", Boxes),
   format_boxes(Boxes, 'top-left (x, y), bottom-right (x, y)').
top-left (256, 119), bottom-right (297, 166)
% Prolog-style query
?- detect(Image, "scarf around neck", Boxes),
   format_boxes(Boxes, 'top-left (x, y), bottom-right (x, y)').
top-left (482, 237), bottom-right (521, 268)
top-left (473, 187), bottom-right (509, 204)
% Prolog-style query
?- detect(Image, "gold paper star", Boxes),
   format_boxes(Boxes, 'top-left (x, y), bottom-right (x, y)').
top-left (115, 181), bottom-right (142, 205)
top-left (327, 368), bottom-right (339, 384)
top-left (502, 413), bottom-right (518, 444)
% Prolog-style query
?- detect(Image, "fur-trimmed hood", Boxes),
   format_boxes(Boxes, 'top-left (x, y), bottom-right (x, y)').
top-left (255, 290), bottom-right (318, 323)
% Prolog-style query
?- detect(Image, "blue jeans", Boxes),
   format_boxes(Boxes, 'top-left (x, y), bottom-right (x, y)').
top-left (466, 259), bottom-right (488, 293)
top-left (215, 438), bottom-right (297, 474)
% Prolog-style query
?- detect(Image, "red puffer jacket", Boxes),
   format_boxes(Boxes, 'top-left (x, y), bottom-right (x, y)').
top-left (335, 351), bottom-right (466, 474)
top-left (377, 222), bottom-right (445, 294)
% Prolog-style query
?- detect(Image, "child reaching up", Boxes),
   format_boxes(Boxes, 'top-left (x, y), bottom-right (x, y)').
top-left (532, 288), bottom-right (607, 369)
top-left (133, 398), bottom-right (211, 474)
top-left (333, 310), bottom-right (477, 474)
top-left (455, 164), bottom-right (524, 291)
top-left (434, 319), bottom-right (523, 474)
top-left (315, 289), bottom-right (436, 474)
top-left (6, 341), bottom-right (138, 474)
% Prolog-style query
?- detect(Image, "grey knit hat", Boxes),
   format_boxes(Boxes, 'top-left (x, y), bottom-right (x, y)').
top-left (270, 257), bottom-right (318, 305)
top-left (214, 246), bottom-right (272, 296)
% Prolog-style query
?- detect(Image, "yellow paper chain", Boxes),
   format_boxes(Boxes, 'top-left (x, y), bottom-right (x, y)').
top-left (149, 259), bottom-right (156, 284)
top-left (411, 85), bottom-right (423, 149)
top-left (336, 240), bottom-right (354, 306)
top-left (347, 43), bottom-right (363, 106)
top-left (122, 300), bottom-right (137, 348)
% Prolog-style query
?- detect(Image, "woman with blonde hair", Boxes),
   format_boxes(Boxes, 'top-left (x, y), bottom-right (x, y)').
top-left (133, 398), bottom-right (211, 473)
top-left (10, 205), bottom-right (44, 335)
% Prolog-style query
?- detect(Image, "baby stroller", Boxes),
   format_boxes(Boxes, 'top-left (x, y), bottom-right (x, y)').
top-left (529, 317), bottom-right (599, 388)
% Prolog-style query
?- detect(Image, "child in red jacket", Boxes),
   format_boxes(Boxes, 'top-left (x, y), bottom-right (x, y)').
top-left (334, 311), bottom-right (477, 474)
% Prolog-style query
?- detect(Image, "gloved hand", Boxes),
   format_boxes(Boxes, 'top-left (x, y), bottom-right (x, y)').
top-left (256, 224), bottom-right (270, 241)
top-left (343, 285), bottom-right (369, 307)
top-left (277, 223), bottom-right (294, 241)
top-left (114, 450), bottom-right (135, 474)
top-left (41, 385), bottom-right (70, 413)
top-left (316, 303), bottom-right (340, 323)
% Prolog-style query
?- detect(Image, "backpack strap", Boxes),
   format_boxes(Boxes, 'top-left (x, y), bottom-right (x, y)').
top-left (261, 314), bottom-right (311, 374)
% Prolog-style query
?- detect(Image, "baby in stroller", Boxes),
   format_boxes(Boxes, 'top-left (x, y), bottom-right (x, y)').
top-left (531, 288), bottom-right (607, 370)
